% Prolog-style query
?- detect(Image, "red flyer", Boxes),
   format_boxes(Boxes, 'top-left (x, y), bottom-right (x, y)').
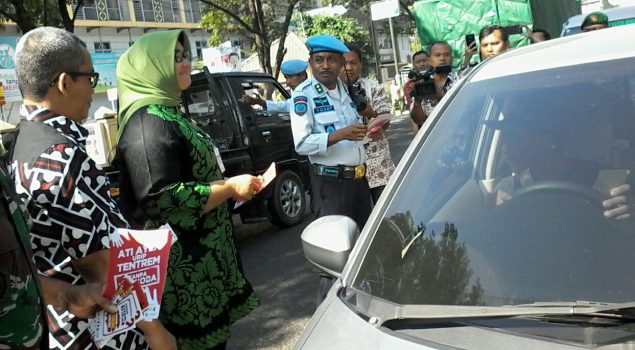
top-left (105, 224), bottom-right (176, 320)
top-left (89, 276), bottom-right (146, 348)
top-left (234, 162), bottom-right (277, 209)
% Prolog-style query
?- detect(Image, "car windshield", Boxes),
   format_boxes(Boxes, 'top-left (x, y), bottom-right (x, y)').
top-left (352, 56), bottom-right (635, 308)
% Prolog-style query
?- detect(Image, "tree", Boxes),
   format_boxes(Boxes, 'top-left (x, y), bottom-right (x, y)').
top-left (199, 0), bottom-right (301, 78)
top-left (295, 14), bottom-right (373, 72)
top-left (0, 0), bottom-right (85, 33)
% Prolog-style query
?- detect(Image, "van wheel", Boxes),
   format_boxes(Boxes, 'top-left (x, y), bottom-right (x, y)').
top-left (268, 170), bottom-right (306, 227)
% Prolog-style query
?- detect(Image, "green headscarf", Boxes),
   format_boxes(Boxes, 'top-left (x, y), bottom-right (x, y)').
top-left (116, 29), bottom-right (191, 140)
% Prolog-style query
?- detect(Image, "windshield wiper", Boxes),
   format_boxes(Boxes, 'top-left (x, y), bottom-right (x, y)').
top-left (511, 301), bottom-right (635, 319)
top-left (353, 293), bottom-right (635, 327)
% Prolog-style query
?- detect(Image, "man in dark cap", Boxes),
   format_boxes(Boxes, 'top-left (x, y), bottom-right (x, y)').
top-left (581, 11), bottom-right (609, 32)
top-left (290, 34), bottom-right (375, 304)
top-left (242, 59), bottom-right (309, 112)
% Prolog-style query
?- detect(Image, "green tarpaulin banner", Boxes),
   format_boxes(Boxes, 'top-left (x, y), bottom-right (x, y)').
top-left (413, 0), bottom-right (580, 68)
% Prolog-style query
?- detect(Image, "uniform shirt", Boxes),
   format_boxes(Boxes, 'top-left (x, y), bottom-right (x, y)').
top-left (0, 167), bottom-right (47, 350)
top-left (265, 99), bottom-right (291, 113)
top-left (290, 77), bottom-right (366, 166)
top-left (10, 105), bottom-right (146, 350)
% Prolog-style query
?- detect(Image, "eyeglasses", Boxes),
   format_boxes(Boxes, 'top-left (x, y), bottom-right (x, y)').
top-left (175, 50), bottom-right (191, 63)
top-left (49, 71), bottom-right (100, 88)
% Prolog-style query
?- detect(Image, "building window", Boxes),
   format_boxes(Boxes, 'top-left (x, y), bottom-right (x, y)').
top-left (106, 0), bottom-right (122, 21)
top-left (195, 40), bottom-right (207, 59)
top-left (172, 0), bottom-right (181, 22)
top-left (94, 42), bottom-right (112, 53)
top-left (160, 0), bottom-right (175, 22)
top-left (79, 3), bottom-right (98, 20)
top-left (134, 0), bottom-right (158, 22)
top-left (184, 0), bottom-right (202, 23)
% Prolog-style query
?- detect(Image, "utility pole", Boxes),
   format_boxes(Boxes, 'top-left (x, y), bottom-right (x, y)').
top-left (370, 0), bottom-right (401, 81)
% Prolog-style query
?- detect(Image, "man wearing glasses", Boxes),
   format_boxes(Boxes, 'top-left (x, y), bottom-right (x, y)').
top-left (241, 59), bottom-right (309, 113)
top-left (5, 27), bottom-right (174, 349)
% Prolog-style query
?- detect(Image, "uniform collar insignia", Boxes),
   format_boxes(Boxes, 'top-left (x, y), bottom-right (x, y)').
top-left (313, 82), bottom-right (325, 95)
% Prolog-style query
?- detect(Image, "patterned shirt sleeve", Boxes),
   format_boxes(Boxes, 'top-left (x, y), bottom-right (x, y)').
top-left (18, 143), bottom-right (125, 259)
top-left (367, 80), bottom-right (391, 115)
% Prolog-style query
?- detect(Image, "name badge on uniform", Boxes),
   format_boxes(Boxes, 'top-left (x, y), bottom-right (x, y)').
top-left (313, 96), bottom-right (334, 114)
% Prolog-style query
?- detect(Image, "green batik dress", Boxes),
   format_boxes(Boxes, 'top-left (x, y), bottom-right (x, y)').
top-left (116, 104), bottom-right (259, 349)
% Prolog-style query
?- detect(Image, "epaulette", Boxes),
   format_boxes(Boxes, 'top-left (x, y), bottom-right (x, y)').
top-left (294, 78), bottom-right (312, 93)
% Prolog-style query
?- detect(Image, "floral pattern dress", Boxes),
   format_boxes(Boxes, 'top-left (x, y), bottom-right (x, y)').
top-left (116, 104), bottom-right (259, 349)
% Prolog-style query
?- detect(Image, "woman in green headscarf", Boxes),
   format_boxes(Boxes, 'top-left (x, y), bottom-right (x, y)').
top-left (115, 29), bottom-right (262, 350)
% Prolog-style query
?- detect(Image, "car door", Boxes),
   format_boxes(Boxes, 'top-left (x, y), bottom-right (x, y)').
top-left (225, 75), bottom-right (294, 172)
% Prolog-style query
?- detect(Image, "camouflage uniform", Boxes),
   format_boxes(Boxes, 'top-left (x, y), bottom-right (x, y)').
top-left (0, 167), bottom-right (47, 350)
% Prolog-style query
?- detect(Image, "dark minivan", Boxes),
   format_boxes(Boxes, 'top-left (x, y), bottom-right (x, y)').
top-left (182, 68), bottom-right (310, 227)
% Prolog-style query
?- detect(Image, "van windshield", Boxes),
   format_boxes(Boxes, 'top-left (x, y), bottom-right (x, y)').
top-left (352, 57), bottom-right (635, 307)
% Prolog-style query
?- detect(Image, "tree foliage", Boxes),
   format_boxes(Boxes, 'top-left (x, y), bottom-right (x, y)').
top-left (295, 14), bottom-right (374, 70)
top-left (296, 14), bottom-right (369, 43)
top-left (0, 0), bottom-right (85, 33)
top-left (361, 211), bottom-right (483, 305)
top-left (199, 0), bottom-right (301, 78)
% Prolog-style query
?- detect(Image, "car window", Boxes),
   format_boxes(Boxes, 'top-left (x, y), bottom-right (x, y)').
top-left (353, 57), bottom-right (635, 308)
top-left (184, 82), bottom-right (242, 151)
top-left (228, 77), bottom-right (290, 117)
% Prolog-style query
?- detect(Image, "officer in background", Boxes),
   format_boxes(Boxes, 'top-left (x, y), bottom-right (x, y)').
top-left (290, 35), bottom-right (375, 304)
top-left (581, 11), bottom-right (609, 32)
top-left (241, 59), bottom-right (308, 113)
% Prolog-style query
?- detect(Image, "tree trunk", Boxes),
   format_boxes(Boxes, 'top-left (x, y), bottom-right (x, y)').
top-left (6, 0), bottom-right (36, 33)
top-left (272, 0), bottom-right (298, 79)
top-left (57, 0), bottom-right (78, 32)
top-left (248, 0), bottom-right (272, 75)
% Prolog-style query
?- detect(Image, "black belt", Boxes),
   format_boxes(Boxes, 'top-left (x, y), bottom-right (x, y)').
top-left (311, 164), bottom-right (366, 180)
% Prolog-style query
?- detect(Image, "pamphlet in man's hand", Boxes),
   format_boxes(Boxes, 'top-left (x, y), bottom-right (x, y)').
top-left (361, 115), bottom-right (391, 144)
top-left (367, 115), bottom-right (391, 134)
top-left (89, 224), bottom-right (177, 348)
top-left (234, 162), bottom-right (277, 209)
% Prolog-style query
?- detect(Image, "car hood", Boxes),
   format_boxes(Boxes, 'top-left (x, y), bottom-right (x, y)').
top-left (295, 286), bottom-right (635, 350)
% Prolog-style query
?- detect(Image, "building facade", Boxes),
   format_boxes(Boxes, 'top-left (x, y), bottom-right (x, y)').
top-left (0, 0), bottom-right (227, 122)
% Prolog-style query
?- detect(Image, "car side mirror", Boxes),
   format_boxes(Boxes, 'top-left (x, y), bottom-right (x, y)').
top-left (301, 215), bottom-right (359, 278)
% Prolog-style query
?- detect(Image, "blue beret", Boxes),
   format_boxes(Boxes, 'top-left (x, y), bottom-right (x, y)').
top-left (306, 35), bottom-right (349, 54)
top-left (280, 60), bottom-right (308, 75)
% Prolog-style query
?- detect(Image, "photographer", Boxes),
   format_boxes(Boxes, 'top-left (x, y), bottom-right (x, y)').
top-left (409, 41), bottom-right (459, 133)
top-left (403, 50), bottom-right (429, 107)
top-left (461, 25), bottom-right (510, 77)
top-left (339, 43), bottom-right (396, 203)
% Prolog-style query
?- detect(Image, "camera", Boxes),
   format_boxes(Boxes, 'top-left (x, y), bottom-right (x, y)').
top-left (408, 65), bottom-right (452, 99)
top-left (348, 82), bottom-right (368, 112)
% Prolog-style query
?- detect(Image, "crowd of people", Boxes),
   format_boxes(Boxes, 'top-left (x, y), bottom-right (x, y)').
top-left (0, 9), bottom-right (615, 350)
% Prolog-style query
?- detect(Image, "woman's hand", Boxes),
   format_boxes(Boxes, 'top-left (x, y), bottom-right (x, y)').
top-left (226, 175), bottom-right (264, 201)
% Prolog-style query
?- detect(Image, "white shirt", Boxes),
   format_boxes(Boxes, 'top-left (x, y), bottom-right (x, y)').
top-left (265, 99), bottom-right (292, 113)
top-left (290, 77), bottom-right (366, 166)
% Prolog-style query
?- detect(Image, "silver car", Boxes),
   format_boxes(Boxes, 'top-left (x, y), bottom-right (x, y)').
top-left (297, 25), bottom-right (635, 349)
